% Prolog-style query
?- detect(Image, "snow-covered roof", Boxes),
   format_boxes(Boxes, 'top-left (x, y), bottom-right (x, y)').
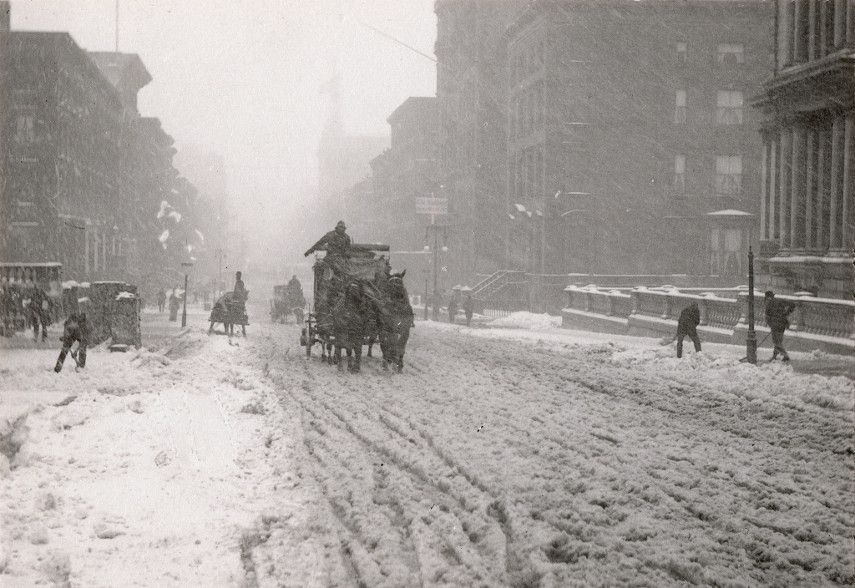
top-left (706, 209), bottom-right (754, 216)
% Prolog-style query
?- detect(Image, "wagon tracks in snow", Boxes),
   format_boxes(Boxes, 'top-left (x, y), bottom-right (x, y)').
top-left (266, 354), bottom-right (516, 586)
top-left (263, 323), bottom-right (854, 586)
top-left (394, 329), bottom-right (855, 586)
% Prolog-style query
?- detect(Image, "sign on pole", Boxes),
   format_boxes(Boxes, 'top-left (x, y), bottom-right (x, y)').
top-left (415, 197), bottom-right (448, 216)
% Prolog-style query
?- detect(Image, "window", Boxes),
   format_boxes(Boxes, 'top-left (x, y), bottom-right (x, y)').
top-left (716, 91), bottom-right (743, 125)
top-left (15, 114), bottom-right (35, 144)
top-left (716, 43), bottom-right (744, 65)
top-left (715, 155), bottom-right (743, 196)
top-left (674, 90), bottom-right (687, 124)
top-left (673, 155), bottom-right (686, 193)
top-left (675, 42), bottom-right (687, 63)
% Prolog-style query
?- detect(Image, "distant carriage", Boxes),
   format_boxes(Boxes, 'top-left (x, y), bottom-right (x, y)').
top-left (208, 291), bottom-right (249, 336)
top-left (270, 284), bottom-right (305, 324)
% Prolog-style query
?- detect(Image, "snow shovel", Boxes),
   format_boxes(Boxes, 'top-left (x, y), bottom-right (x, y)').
top-left (738, 332), bottom-right (771, 363)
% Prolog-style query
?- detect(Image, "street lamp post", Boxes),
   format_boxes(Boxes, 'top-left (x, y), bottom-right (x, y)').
top-left (745, 246), bottom-right (757, 364)
top-left (181, 261), bottom-right (194, 328)
top-left (423, 245), bottom-right (430, 321)
top-left (426, 224), bottom-right (441, 321)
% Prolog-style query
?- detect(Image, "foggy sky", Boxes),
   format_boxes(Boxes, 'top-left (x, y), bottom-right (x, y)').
top-left (11, 0), bottom-right (436, 246)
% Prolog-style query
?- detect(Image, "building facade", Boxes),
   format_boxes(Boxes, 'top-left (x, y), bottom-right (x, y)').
top-left (753, 0), bottom-right (854, 298)
top-left (1, 9), bottom-right (197, 295)
top-left (366, 97), bottom-right (441, 251)
top-left (504, 0), bottom-right (773, 278)
top-left (434, 0), bottom-right (522, 284)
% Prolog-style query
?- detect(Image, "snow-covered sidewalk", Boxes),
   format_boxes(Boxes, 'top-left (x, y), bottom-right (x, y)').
top-left (0, 330), bottom-right (323, 586)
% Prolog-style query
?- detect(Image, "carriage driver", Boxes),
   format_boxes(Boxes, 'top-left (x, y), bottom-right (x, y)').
top-left (304, 220), bottom-right (352, 259)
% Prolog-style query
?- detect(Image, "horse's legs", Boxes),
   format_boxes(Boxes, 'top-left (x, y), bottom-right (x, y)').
top-left (396, 327), bottom-right (410, 372)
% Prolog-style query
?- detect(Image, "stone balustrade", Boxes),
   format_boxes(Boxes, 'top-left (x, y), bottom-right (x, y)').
top-left (563, 284), bottom-right (854, 354)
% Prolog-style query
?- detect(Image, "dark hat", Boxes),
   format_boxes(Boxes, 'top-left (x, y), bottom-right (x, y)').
top-left (336, 220), bottom-right (346, 229)
top-left (764, 290), bottom-right (774, 298)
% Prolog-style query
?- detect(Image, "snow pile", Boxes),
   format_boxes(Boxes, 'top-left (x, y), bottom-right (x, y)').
top-left (489, 311), bottom-right (562, 331)
top-left (609, 346), bottom-right (855, 412)
top-left (0, 331), bottom-right (317, 586)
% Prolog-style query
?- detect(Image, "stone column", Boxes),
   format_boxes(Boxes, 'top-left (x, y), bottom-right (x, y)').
top-left (769, 135), bottom-right (778, 240)
top-left (779, 128), bottom-right (792, 250)
top-left (794, 0), bottom-right (806, 61)
top-left (760, 139), bottom-right (769, 240)
top-left (842, 112), bottom-right (854, 252)
top-left (848, 0), bottom-right (855, 45)
top-left (829, 116), bottom-right (844, 249)
top-left (804, 129), bottom-right (816, 249)
top-left (816, 124), bottom-right (828, 250)
top-left (808, 0), bottom-right (818, 60)
top-left (779, 0), bottom-right (793, 67)
top-left (819, 0), bottom-right (830, 57)
top-left (834, 0), bottom-right (846, 47)
top-left (790, 124), bottom-right (804, 250)
top-left (84, 227), bottom-right (90, 275)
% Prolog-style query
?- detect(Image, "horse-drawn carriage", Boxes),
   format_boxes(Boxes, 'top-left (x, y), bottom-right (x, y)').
top-left (270, 283), bottom-right (305, 324)
top-left (208, 291), bottom-right (249, 336)
top-left (300, 245), bottom-right (413, 372)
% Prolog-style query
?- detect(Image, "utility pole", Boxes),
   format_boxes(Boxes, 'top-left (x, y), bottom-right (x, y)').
top-left (745, 246), bottom-right (757, 364)
top-left (181, 261), bottom-right (193, 328)
top-left (432, 221), bottom-right (439, 321)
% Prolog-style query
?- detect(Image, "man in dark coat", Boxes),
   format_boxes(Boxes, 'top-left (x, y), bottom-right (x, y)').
top-left (156, 289), bottom-right (166, 313)
top-left (463, 293), bottom-right (474, 327)
top-left (304, 220), bottom-right (352, 262)
top-left (764, 290), bottom-right (795, 361)
top-left (231, 272), bottom-right (248, 336)
top-left (27, 284), bottom-right (50, 342)
top-left (55, 313), bottom-right (88, 372)
top-left (676, 301), bottom-right (701, 358)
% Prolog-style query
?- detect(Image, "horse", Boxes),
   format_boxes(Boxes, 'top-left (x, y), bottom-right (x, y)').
top-left (332, 281), bottom-right (372, 372)
top-left (378, 272), bottom-right (413, 373)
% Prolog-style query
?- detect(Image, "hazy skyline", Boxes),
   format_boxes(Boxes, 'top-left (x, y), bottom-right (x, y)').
top-left (10, 0), bottom-right (437, 242)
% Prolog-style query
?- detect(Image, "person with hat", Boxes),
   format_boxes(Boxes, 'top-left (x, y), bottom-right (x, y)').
top-left (304, 220), bottom-right (352, 259)
top-left (54, 312), bottom-right (89, 372)
top-left (764, 290), bottom-right (795, 361)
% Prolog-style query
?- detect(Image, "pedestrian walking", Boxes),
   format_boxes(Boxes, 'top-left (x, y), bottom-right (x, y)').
top-left (168, 288), bottom-right (180, 322)
top-left (764, 290), bottom-right (795, 361)
top-left (54, 313), bottom-right (88, 372)
top-left (230, 271), bottom-right (248, 336)
top-left (676, 301), bottom-right (701, 358)
top-left (448, 291), bottom-right (458, 324)
top-left (463, 293), bottom-right (474, 327)
top-left (156, 289), bottom-right (166, 313)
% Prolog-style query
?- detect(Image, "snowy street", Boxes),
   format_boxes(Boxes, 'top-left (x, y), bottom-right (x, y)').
top-left (3, 309), bottom-right (852, 586)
